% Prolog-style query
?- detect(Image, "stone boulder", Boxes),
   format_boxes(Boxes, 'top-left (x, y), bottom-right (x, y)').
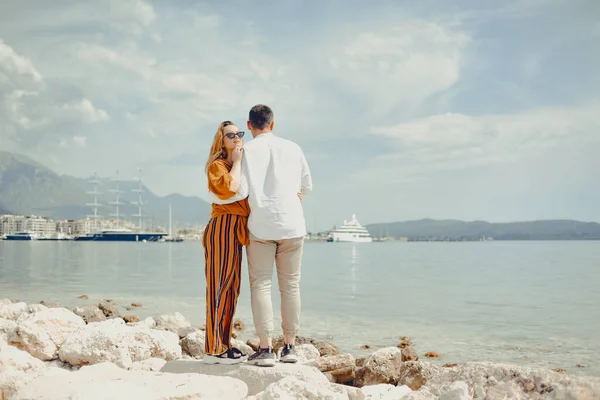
top-left (361, 384), bottom-right (412, 400)
top-left (401, 347), bottom-right (419, 362)
top-left (439, 381), bottom-right (470, 400)
top-left (396, 362), bottom-right (438, 391)
top-left (161, 359), bottom-right (330, 396)
top-left (355, 347), bottom-right (404, 387)
top-left (0, 317), bottom-right (17, 342)
top-left (98, 300), bottom-right (120, 318)
top-left (180, 330), bottom-right (206, 358)
top-left (58, 318), bottom-right (181, 369)
top-left (293, 343), bottom-right (321, 364)
top-left (316, 353), bottom-right (357, 384)
top-left (73, 305), bottom-right (106, 323)
top-left (129, 358), bottom-right (168, 371)
top-left (12, 362), bottom-right (248, 400)
top-left (0, 341), bottom-right (47, 400)
top-left (255, 375), bottom-right (346, 400)
top-left (0, 301), bottom-right (28, 320)
top-left (153, 312), bottom-right (191, 336)
top-left (9, 307), bottom-right (86, 361)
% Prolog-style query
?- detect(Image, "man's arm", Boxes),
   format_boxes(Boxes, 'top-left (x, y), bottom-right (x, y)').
top-left (300, 151), bottom-right (312, 194)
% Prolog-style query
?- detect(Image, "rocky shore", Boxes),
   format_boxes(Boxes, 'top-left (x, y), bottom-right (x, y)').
top-left (1, 298), bottom-right (599, 399)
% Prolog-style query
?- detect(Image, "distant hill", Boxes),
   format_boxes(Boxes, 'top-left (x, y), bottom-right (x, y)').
top-left (0, 151), bottom-right (211, 227)
top-left (366, 218), bottom-right (600, 240)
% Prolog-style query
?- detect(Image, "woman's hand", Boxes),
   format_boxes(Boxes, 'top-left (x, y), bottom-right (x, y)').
top-left (232, 146), bottom-right (243, 163)
top-left (297, 191), bottom-right (303, 202)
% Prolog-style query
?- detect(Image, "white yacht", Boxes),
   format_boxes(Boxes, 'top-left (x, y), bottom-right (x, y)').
top-left (328, 214), bottom-right (372, 243)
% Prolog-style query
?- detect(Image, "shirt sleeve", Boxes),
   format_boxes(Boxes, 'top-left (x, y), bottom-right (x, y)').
top-left (207, 161), bottom-right (237, 200)
top-left (300, 151), bottom-right (313, 194)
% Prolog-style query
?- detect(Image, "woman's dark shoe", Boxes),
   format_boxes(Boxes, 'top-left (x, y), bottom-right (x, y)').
top-left (203, 348), bottom-right (247, 365)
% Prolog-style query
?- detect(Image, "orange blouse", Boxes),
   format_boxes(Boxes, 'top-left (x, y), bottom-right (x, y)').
top-left (207, 159), bottom-right (250, 245)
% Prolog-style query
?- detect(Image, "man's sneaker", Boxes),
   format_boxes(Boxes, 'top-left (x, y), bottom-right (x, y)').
top-left (280, 343), bottom-right (298, 363)
top-left (247, 346), bottom-right (276, 367)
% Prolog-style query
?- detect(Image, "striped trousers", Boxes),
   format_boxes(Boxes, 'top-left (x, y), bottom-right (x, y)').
top-left (202, 214), bottom-right (244, 355)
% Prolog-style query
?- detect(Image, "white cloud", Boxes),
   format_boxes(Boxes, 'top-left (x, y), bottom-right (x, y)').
top-left (360, 104), bottom-right (600, 183)
top-left (328, 22), bottom-right (470, 116)
top-left (0, 40), bottom-right (42, 81)
top-left (72, 135), bottom-right (87, 147)
top-left (63, 98), bottom-right (109, 123)
top-left (194, 14), bottom-right (220, 29)
top-left (108, 0), bottom-right (156, 35)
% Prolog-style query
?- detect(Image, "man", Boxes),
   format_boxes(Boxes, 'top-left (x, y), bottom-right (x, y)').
top-left (242, 104), bottom-right (312, 367)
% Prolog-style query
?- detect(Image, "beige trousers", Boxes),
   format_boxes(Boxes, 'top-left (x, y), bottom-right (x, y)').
top-left (246, 232), bottom-right (304, 339)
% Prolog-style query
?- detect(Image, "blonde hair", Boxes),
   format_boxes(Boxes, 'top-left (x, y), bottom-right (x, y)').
top-left (205, 120), bottom-right (234, 173)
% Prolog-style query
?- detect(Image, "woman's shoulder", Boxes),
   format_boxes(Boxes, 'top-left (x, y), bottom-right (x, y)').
top-left (208, 158), bottom-right (231, 171)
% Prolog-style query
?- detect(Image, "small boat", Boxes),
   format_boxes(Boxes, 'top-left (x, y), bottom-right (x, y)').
top-left (4, 232), bottom-right (38, 241)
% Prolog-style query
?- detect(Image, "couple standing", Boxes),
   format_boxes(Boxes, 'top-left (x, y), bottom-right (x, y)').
top-left (202, 104), bottom-right (312, 367)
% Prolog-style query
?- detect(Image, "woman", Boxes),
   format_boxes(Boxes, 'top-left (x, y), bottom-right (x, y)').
top-left (202, 120), bottom-right (250, 364)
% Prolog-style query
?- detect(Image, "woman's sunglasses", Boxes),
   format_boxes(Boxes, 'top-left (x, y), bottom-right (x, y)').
top-left (224, 131), bottom-right (245, 139)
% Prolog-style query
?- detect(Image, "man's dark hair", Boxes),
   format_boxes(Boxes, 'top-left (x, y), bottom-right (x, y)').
top-left (249, 104), bottom-right (274, 130)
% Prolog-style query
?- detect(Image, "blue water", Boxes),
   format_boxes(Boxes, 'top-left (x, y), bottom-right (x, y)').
top-left (0, 240), bottom-right (598, 376)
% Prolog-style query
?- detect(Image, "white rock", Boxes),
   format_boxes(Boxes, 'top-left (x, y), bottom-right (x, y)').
top-left (255, 375), bottom-right (345, 400)
top-left (161, 359), bottom-right (331, 396)
top-left (296, 344), bottom-right (321, 363)
top-left (330, 383), bottom-right (366, 400)
top-left (0, 344), bottom-right (47, 400)
top-left (0, 341), bottom-right (46, 373)
top-left (439, 381), bottom-right (470, 400)
top-left (12, 362), bottom-right (248, 400)
top-left (485, 381), bottom-right (526, 400)
top-left (361, 384), bottom-right (412, 400)
top-left (153, 312), bottom-right (191, 334)
top-left (9, 307), bottom-right (86, 361)
top-left (25, 304), bottom-right (49, 314)
top-left (0, 302), bottom-right (27, 320)
top-left (180, 329), bottom-right (206, 358)
top-left (546, 380), bottom-right (600, 400)
top-left (58, 318), bottom-right (181, 368)
top-left (143, 316), bottom-right (157, 328)
top-left (399, 389), bottom-right (437, 400)
top-left (356, 347), bottom-right (404, 387)
top-left (72, 304), bottom-right (106, 323)
top-left (0, 317), bottom-right (17, 342)
top-left (129, 357), bottom-right (167, 371)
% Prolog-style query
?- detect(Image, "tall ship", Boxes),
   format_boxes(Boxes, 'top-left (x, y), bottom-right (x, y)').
top-left (73, 228), bottom-right (166, 242)
top-left (73, 170), bottom-right (167, 242)
top-left (327, 214), bottom-right (373, 243)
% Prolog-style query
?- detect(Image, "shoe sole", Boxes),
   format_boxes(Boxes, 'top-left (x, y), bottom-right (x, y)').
top-left (280, 355), bottom-right (298, 363)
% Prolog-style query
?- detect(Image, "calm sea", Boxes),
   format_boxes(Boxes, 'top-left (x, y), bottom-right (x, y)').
top-left (1, 240), bottom-right (598, 376)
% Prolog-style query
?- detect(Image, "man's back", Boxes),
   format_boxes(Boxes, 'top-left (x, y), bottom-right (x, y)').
top-left (243, 133), bottom-right (312, 240)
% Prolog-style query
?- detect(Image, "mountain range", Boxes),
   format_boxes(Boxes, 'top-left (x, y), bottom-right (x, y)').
top-left (2, 151), bottom-right (599, 239)
top-left (0, 151), bottom-right (211, 227)
top-left (365, 219), bottom-right (600, 240)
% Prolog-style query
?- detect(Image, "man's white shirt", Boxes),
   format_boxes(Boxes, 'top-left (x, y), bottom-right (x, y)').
top-left (241, 133), bottom-right (312, 240)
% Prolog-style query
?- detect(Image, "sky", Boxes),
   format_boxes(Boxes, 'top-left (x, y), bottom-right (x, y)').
top-left (0, 0), bottom-right (599, 232)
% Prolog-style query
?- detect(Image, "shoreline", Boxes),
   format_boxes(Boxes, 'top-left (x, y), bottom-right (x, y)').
top-left (2, 298), bottom-right (600, 399)
top-left (1, 293), bottom-right (596, 377)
